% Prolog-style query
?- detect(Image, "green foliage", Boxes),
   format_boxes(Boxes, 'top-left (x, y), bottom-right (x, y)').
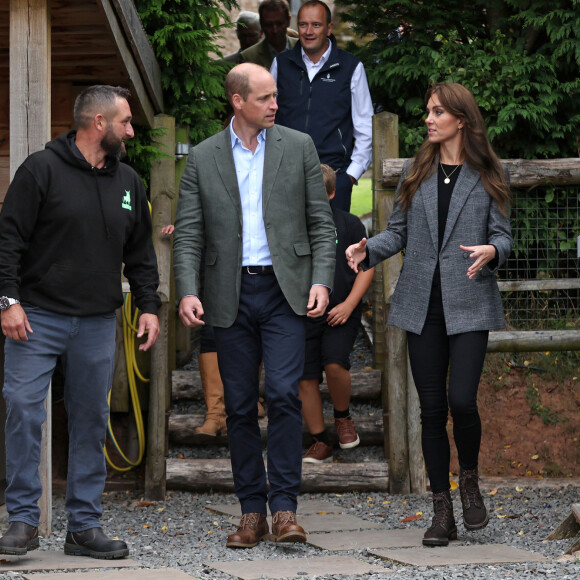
top-left (336, 0), bottom-right (580, 159)
top-left (134, 0), bottom-right (236, 146)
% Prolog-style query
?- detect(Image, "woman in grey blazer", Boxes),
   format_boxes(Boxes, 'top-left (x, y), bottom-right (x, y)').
top-left (347, 83), bottom-right (512, 547)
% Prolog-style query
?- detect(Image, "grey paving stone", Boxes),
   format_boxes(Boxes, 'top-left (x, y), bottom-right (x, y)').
top-left (206, 499), bottom-right (342, 517)
top-left (370, 544), bottom-right (549, 566)
top-left (209, 555), bottom-right (391, 579)
top-left (23, 569), bottom-right (193, 580)
top-left (300, 513), bottom-right (381, 532)
top-left (0, 550), bottom-right (140, 572)
top-left (307, 528), bottom-right (426, 550)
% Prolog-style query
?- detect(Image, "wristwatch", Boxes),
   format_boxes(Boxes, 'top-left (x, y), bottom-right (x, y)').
top-left (0, 296), bottom-right (20, 311)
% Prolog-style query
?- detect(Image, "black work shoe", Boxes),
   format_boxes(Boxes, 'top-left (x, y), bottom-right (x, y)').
top-left (64, 528), bottom-right (129, 560)
top-left (459, 467), bottom-right (489, 530)
top-left (0, 522), bottom-right (39, 555)
top-left (423, 490), bottom-right (458, 547)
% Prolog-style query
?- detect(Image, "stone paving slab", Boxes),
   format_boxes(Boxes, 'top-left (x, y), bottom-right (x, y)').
top-left (206, 499), bottom-right (342, 518)
top-left (23, 569), bottom-right (193, 579)
top-left (307, 528), bottom-right (427, 550)
top-left (300, 513), bottom-right (381, 533)
top-left (0, 551), bottom-right (140, 572)
top-left (370, 544), bottom-right (549, 566)
top-left (209, 555), bottom-right (392, 579)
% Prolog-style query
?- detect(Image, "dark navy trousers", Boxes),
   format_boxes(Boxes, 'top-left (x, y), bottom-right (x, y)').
top-left (213, 270), bottom-right (305, 515)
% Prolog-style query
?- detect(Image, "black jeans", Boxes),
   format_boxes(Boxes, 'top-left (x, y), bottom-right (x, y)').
top-left (406, 284), bottom-right (488, 493)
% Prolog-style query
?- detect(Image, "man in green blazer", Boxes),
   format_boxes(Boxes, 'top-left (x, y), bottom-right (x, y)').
top-left (173, 63), bottom-right (336, 549)
top-left (239, 0), bottom-right (298, 69)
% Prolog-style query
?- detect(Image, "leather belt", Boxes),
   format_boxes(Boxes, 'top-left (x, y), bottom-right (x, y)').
top-left (244, 265), bottom-right (275, 275)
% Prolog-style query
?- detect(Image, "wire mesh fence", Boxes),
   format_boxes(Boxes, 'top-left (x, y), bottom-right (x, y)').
top-left (498, 185), bottom-right (580, 331)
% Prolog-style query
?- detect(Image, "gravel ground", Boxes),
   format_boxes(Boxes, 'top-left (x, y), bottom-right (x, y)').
top-left (3, 324), bottom-right (578, 578)
top-left (1, 485), bottom-right (579, 579)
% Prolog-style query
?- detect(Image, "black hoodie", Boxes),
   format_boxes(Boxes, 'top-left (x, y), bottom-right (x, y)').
top-left (0, 131), bottom-right (161, 316)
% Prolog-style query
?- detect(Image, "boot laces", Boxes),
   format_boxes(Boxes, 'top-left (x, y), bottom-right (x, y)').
top-left (273, 510), bottom-right (296, 526)
top-left (239, 513), bottom-right (261, 530)
top-left (431, 494), bottom-right (452, 529)
top-left (460, 470), bottom-right (484, 509)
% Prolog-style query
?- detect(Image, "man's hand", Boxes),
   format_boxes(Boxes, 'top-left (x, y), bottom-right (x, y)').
top-left (178, 296), bottom-right (205, 328)
top-left (1, 304), bottom-right (33, 341)
top-left (346, 237), bottom-right (367, 272)
top-left (137, 313), bottom-right (160, 351)
top-left (307, 285), bottom-right (329, 318)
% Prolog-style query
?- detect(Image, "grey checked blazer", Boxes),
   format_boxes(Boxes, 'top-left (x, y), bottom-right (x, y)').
top-left (365, 159), bottom-right (513, 335)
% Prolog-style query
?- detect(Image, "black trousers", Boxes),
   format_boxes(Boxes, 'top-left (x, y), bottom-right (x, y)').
top-left (406, 284), bottom-right (489, 493)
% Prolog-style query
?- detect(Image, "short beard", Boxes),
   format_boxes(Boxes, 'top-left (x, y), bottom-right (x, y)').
top-left (101, 130), bottom-right (125, 160)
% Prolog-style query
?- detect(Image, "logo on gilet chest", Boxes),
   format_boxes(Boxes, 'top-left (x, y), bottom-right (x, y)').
top-left (122, 190), bottom-right (132, 211)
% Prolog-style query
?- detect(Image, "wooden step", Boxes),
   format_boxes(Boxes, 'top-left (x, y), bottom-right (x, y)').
top-left (172, 368), bottom-right (382, 402)
top-left (166, 457), bottom-right (389, 492)
top-left (169, 414), bottom-right (386, 447)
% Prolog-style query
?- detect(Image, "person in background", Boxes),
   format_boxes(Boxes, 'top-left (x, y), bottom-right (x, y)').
top-left (0, 85), bottom-right (160, 559)
top-left (346, 82), bottom-right (512, 547)
top-left (173, 63), bottom-right (335, 549)
top-left (271, 0), bottom-right (373, 212)
top-left (223, 11), bottom-right (262, 64)
top-left (239, 0), bottom-right (298, 69)
top-left (300, 164), bottom-right (374, 463)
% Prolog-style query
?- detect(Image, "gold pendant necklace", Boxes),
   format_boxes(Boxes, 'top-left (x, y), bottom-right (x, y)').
top-left (440, 162), bottom-right (461, 184)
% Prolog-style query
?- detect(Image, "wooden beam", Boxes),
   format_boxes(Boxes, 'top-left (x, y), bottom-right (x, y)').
top-left (110, 0), bottom-right (163, 114)
top-left (487, 330), bottom-right (580, 352)
top-left (167, 458), bottom-right (389, 493)
top-left (171, 368), bottom-right (382, 401)
top-left (145, 114), bottom-right (175, 500)
top-left (9, 0), bottom-right (52, 536)
top-left (97, 0), bottom-right (155, 127)
top-left (382, 158), bottom-right (580, 188)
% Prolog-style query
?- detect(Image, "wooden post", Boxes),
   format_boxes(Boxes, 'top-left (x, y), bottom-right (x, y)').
top-left (145, 114), bottom-right (175, 499)
top-left (10, 0), bottom-right (52, 536)
top-left (372, 113), bottom-right (411, 493)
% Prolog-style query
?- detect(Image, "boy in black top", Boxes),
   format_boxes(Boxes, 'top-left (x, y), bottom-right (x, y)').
top-left (299, 165), bottom-right (374, 462)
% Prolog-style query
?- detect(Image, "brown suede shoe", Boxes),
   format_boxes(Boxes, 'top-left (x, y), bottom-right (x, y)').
top-left (226, 513), bottom-right (269, 549)
top-left (271, 511), bottom-right (306, 543)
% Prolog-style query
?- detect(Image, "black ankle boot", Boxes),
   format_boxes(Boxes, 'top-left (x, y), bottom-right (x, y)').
top-left (64, 527), bottom-right (129, 559)
top-left (423, 490), bottom-right (458, 546)
top-left (459, 467), bottom-right (489, 530)
top-left (0, 522), bottom-right (39, 555)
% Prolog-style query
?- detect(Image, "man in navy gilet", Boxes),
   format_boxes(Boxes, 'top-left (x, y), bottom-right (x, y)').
top-left (271, 0), bottom-right (373, 212)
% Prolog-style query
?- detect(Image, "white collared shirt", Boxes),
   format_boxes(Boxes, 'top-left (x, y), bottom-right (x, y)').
top-left (271, 39), bottom-right (373, 181)
top-left (229, 119), bottom-right (271, 266)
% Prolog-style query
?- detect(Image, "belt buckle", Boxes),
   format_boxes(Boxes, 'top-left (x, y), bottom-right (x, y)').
top-left (246, 266), bottom-right (257, 275)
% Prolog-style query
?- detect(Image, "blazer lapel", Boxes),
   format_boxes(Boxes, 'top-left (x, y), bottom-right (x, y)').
top-left (441, 161), bottom-right (480, 249)
top-left (262, 125), bottom-right (284, 213)
top-left (213, 128), bottom-right (242, 224)
top-left (417, 165), bottom-right (439, 252)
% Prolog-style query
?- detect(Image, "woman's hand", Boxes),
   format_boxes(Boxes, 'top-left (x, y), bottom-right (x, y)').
top-left (460, 244), bottom-right (496, 279)
top-left (346, 238), bottom-right (367, 273)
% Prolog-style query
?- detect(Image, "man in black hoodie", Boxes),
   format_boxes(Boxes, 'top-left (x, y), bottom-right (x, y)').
top-left (0, 85), bottom-right (160, 559)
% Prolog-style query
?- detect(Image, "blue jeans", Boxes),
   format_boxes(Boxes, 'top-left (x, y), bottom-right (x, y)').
top-left (3, 304), bottom-right (116, 531)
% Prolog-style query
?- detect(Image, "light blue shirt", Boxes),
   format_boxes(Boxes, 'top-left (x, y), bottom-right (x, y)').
top-left (230, 119), bottom-right (272, 266)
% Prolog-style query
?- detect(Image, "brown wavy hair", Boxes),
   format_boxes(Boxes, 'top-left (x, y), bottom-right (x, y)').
top-left (398, 83), bottom-right (511, 215)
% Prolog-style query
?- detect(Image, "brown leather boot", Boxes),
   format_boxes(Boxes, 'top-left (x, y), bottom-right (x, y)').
top-left (271, 511), bottom-right (306, 543)
top-left (226, 513), bottom-right (269, 548)
top-left (423, 490), bottom-right (458, 547)
top-left (459, 467), bottom-right (489, 530)
top-left (195, 352), bottom-right (227, 436)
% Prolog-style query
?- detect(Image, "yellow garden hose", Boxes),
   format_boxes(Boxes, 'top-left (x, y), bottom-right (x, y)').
top-left (104, 292), bottom-right (148, 471)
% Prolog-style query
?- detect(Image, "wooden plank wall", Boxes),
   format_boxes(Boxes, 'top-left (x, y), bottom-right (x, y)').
top-left (0, 81), bottom-right (73, 211)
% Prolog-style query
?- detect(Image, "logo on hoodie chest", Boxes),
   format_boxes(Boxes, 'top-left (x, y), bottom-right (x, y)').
top-left (122, 190), bottom-right (132, 211)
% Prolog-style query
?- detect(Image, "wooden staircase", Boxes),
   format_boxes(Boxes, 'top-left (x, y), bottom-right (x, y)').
top-left (166, 368), bottom-right (390, 492)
